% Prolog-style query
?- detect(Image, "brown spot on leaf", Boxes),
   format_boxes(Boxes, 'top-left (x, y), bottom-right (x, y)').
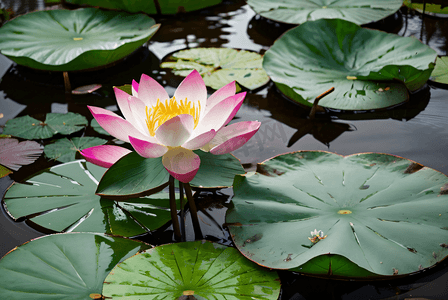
top-left (440, 243), bottom-right (448, 248)
top-left (393, 268), bottom-right (399, 275)
top-left (404, 163), bottom-right (424, 174)
top-left (407, 247), bottom-right (417, 253)
top-left (418, 264), bottom-right (423, 270)
top-left (433, 252), bottom-right (437, 259)
top-left (283, 254), bottom-right (293, 262)
top-left (243, 233), bottom-right (263, 247)
top-left (440, 183), bottom-right (448, 195)
top-left (224, 222), bottom-right (242, 227)
top-left (256, 164), bottom-right (284, 177)
top-left (177, 6), bottom-right (186, 13)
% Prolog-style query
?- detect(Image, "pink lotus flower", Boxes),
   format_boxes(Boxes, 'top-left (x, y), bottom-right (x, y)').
top-left (82, 70), bottom-right (260, 182)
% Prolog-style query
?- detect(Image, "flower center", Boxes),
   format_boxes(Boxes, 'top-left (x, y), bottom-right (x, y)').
top-left (145, 96), bottom-right (201, 136)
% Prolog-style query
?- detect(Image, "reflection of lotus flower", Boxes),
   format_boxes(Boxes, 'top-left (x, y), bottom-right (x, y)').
top-left (82, 70), bottom-right (260, 182)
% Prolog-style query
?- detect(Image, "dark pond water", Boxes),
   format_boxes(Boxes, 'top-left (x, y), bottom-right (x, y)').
top-left (1, 0), bottom-right (448, 299)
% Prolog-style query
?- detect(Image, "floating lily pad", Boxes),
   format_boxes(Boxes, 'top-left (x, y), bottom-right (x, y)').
top-left (65, 0), bottom-right (222, 14)
top-left (430, 56), bottom-right (448, 84)
top-left (97, 150), bottom-right (244, 196)
top-left (161, 48), bottom-right (270, 90)
top-left (0, 138), bottom-right (43, 170)
top-left (404, 0), bottom-right (448, 16)
top-left (44, 137), bottom-right (107, 163)
top-left (103, 240), bottom-right (280, 299)
top-left (0, 232), bottom-right (149, 299)
top-left (247, 0), bottom-right (403, 25)
top-left (263, 19), bottom-right (437, 110)
top-left (226, 151), bottom-right (448, 277)
top-left (0, 8), bottom-right (159, 71)
top-left (3, 160), bottom-right (184, 236)
top-left (3, 112), bottom-right (88, 139)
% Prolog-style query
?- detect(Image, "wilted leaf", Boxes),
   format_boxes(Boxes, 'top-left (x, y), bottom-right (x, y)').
top-left (0, 138), bottom-right (43, 170)
top-left (161, 48), bottom-right (269, 90)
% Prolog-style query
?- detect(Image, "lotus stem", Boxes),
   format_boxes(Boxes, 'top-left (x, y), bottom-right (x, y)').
top-left (169, 176), bottom-right (181, 239)
top-left (178, 181), bottom-right (186, 242)
top-left (309, 87), bottom-right (335, 119)
top-left (153, 0), bottom-right (162, 15)
top-left (184, 183), bottom-right (202, 239)
top-left (63, 72), bottom-right (71, 94)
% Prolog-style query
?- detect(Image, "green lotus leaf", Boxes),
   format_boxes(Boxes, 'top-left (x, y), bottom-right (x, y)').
top-left (3, 160), bottom-right (184, 236)
top-left (0, 232), bottom-right (149, 299)
top-left (263, 19), bottom-right (437, 110)
top-left (3, 112), bottom-right (88, 139)
top-left (44, 137), bottom-right (107, 163)
top-left (430, 56), bottom-right (448, 84)
top-left (161, 48), bottom-right (270, 90)
top-left (103, 240), bottom-right (280, 299)
top-left (404, 0), bottom-right (448, 15)
top-left (64, 0), bottom-right (223, 15)
top-left (247, 0), bottom-right (403, 25)
top-left (0, 8), bottom-right (159, 71)
top-left (226, 151), bottom-right (448, 277)
top-left (97, 150), bottom-right (244, 196)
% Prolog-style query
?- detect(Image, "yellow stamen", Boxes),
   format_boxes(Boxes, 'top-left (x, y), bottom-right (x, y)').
top-left (145, 96), bottom-right (201, 136)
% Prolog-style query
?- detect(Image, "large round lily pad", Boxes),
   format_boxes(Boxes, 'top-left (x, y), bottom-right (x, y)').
top-left (0, 8), bottom-right (159, 71)
top-left (263, 19), bottom-right (437, 111)
top-left (65, 0), bottom-right (223, 15)
top-left (3, 160), bottom-right (184, 237)
top-left (161, 48), bottom-right (269, 90)
top-left (226, 151), bottom-right (448, 278)
top-left (247, 0), bottom-right (403, 25)
top-left (103, 240), bottom-right (280, 299)
top-left (0, 232), bottom-right (149, 299)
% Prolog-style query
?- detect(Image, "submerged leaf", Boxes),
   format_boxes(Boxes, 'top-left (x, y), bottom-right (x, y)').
top-left (0, 138), bottom-right (43, 170)
top-left (263, 19), bottom-right (437, 110)
top-left (161, 48), bottom-right (269, 90)
top-left (103, 241), bottom-right (280, 299)
top-left (3, 112), bottom-right (88, 139)
top-left (404, 0), bottom-right (448, 15)
top-left (226, 151), bottom-right (448, 277)
top-left (44, 137), bottom-right (107, 163)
